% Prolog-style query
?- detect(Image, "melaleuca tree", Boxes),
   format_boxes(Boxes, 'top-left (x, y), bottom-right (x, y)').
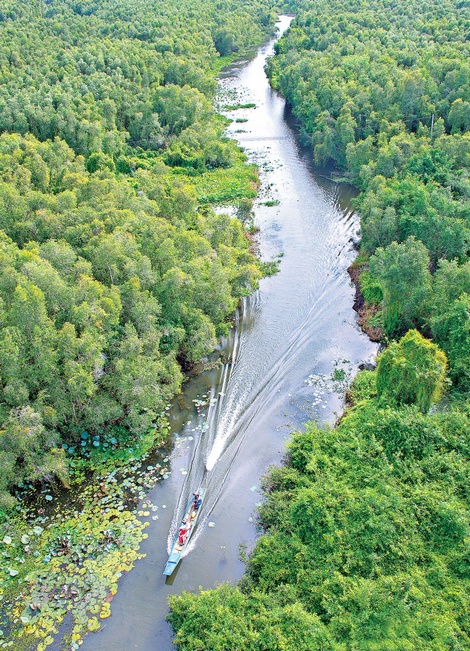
top-left (376, 329), bottom-right (447, 412)
top-left (369, 237), bottom-right (432, 336)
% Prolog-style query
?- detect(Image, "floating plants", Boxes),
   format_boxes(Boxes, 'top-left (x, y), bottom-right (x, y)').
top-left (0, 447), bottom-right (171, 650)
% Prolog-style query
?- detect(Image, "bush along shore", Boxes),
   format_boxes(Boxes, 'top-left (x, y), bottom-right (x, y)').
top-left (168, 1), bottom-right (470, 649)
top-left (0, 0), bottom-right (281, 647)
top-left (169, 330), bottom-right (470, 650)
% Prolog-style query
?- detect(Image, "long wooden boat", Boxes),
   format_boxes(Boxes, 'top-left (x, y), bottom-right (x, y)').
top-left (163, 488), bottom-right (205, 576)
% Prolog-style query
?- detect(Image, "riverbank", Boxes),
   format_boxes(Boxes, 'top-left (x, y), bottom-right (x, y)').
top-left (1, 12), bottom-right (380, 651)
top-left (78, 14), bottom-right (377, 651)
top-left (347, 261), bottom-right (384, 343)
top-left (0, 3), bottom-right (281, 648)
top-left (167, 2), bottom-right (470, 648)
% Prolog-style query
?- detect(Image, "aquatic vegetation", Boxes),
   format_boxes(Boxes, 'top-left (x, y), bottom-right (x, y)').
top-left (0, 0), bottom-right (277, 510)
top-left (305, 359), bottom-right (353, 405)
top-left (192, 159), bottom-right (260, 204)
top-left (0, 447), bottom-right (171, 650)
top-left (222, 103), bottom-right (257, 110)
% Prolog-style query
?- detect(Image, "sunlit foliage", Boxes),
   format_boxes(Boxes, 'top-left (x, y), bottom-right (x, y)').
top-left (269, 0), bottom-right (470, 387)
top-left (170, 386), bottom-right (470, 650)
top-left (0, 0), bottom-right (278, 507)
top-left (168, 3), bottom-right (470, 649)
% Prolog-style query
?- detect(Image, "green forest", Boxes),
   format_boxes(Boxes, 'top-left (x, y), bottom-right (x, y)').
top-left (0, 0), bottom-right (278, 511)
top-left (1, 0), bottom-right (470, 649)
top-left (168, 1), bottom-right (470, 649)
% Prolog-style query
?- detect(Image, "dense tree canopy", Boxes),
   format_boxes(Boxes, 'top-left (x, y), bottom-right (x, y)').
top-left (168, 3), bottom-right (470, 650)
top-left (0, 0), bottom-right (278, 508)
top-left (268, 0), bottom-right (470, 388)
top-left (0, 0), bottom-right (276, 156)
top-left (376, 329), bottom-right (447, 412)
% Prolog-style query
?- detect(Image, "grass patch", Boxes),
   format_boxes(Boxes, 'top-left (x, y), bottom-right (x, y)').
top-left (223, 102), bottom-right (256, 110)
top-left (192, 160), bottom-right (259, 204)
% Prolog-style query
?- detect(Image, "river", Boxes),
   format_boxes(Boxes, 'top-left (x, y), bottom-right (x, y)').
top-left (81, 15), bottom-right (377, 651)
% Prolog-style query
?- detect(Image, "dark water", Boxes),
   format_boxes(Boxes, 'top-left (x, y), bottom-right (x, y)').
top-left (82, 16), bottom-right (377, 651)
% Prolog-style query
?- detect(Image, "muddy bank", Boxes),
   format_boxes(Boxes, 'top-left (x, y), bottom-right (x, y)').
top-left (348, 262), bottom-right (384, 343)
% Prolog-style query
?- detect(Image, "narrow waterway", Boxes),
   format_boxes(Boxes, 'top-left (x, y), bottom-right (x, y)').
top-left (82, 16), bottom-right (377, 651)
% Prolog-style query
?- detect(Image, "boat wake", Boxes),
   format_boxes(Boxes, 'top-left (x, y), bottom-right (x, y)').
top-left (165, 18), bottom-right (376, 560)
top-left (167, 235), bottom-right (359, 555)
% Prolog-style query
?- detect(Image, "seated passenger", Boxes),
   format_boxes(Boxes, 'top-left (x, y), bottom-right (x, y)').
top-left (178, 522), bottom-right (189, 545)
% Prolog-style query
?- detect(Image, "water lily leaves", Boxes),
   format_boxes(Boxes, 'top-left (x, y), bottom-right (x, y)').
top-left (100, 602), bottom-right (111, 619)
top-left (87, 617), bottom-right (100, 632)
top-left (2, 431), bottom-right (173, 650)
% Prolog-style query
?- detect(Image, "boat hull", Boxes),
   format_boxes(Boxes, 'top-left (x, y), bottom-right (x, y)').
top-left (163, 488), bottom-right (205, 576)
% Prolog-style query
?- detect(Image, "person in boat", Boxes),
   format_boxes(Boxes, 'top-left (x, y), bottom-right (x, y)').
top-left (193, 492), bottom-right (202, 511)
top-left (178, 521), bottom-right (190, 545)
